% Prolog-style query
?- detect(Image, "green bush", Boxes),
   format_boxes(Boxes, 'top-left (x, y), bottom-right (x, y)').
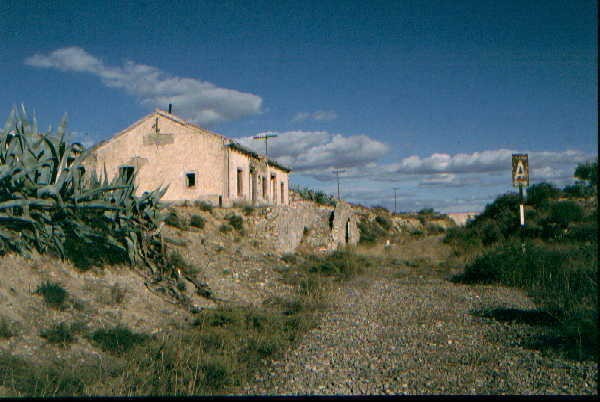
top-left (90, 326), bottom-right (148, 355)
top-left (225, 214), bottom-right (243, 231)
top-left (563, 182), bottom-right (595, 198)
top-left (35, 282), bottom-right (68, 309)
top-left (164, 210), bottom-right (188, 230)
top-left (374, 215), bottom-right (392, 231)
top-left (574, 160), bottom-right (597, 186)
top-left (40, 323), bottom-right (74, 346)
top-left (358, 219), bottom-right (387, 243)
top-left (527, 182), bottom-right (560, 207)
top-left (0, 354), bottom-right (85, 396)
top-left (457, 241), bottom-right (597, 358)
top-left (478, 219), bottom-right (504, 246)
top-left (291, 186), bottom-right (336, 206)
top-left (194, 200), bottom-right (214, 212)
top-left (219, 224), bottom-right (233, 233)
top-left (547, 200), bottom-right (584, 228)
top-left (425, 222), bottom-right (445, 234)
top-left (190, 214), bottom-right (206, 229)
top-left (242, 205), bottom-right (255, 216)
top-left (308, 250), bottom-right (371, 279)
top-left (0, 317), bottom-right (15, 339)
top-left (0, 105), bottom-right (166, 272)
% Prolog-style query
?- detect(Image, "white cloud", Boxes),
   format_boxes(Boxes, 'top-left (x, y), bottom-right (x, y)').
top-left (236, 130), bottom-right (389, 172)
top-left (292, 110), bottom-right (338, 122)
top-left (371, 148), bottom-right (592, 181)
top-left (25, 46), bottom-right (262, 126)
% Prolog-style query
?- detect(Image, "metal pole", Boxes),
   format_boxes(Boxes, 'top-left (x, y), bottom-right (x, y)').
top-left (519, 184), bottom-right (525, 253)
top-left (393, 187), bottom-right (400, 214)
top-left (253, 134), bottom-right (278, 202)
top-left (333, 169), bottom-right (345, 200)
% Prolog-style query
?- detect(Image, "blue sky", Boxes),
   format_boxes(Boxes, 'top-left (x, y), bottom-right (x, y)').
top-left (1, 0), bottom-right (597, 212)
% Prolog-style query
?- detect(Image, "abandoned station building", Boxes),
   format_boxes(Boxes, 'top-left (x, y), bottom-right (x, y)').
top-left (85, 109), bottom-right (291, 206)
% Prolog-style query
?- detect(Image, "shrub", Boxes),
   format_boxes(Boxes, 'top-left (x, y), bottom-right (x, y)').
top-left (166, 250), bottom-right (197, 275)
top-left (563, 182), bottom-right (595, 198)
top-left (194, 200), bottom-right (214, 212)
top-left (190, 214), bottom-right (206, 229)
top-left (0, 105), bottom-right (166, 273)
top-left (527, 182), bottom-right (560, 207)
top-left (574, 160), bottom-right (597, 186)
top-left (35, 281), bottom-right (68, 309)
top-left (291, 186), bottom-right (336, 206)
top-left (40, 323), bottom-right (74, 346)
top-left (225, 214), bottom-right (243, 231)
top-left (308, 250), bottom-right (371, 279)
top-left (164, 210), bottom-right (188, 230)
top-left (200, 361), bottom-right (230, 389)
top-left (90, 326), bottom-right (148, 355)
top-left (242, 205), bottom-right (255, 216)
top-left (547, 201), bottom-right (584, 228)
top-left (281, 253), bottom-right (297, 264)
top-left (374, 215), bottom-right (392, 231)
top-left (0, 354), bottom-right (85, 396)
top-left (219, 224), bottom-right (233, 233)
top-left (0, 317), bottom-right (15, 339)
top-left (478, 219), bottom-right (504, 246)
top-left (358, 219), bottom-right (387, 243)
top-left (425, 223), bottom-right (445, 234)
top-left (457, 241), bottom-right (597, 358)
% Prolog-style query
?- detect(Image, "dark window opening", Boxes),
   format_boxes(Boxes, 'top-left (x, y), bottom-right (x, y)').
top-left (186, 172), bottom-right (196, 187)
top-left (329, 211), bottom-right (335, 229)
top-left (119, 166), bottom-right (135, 183)
top-left (280, 182), bottom-right (285, 204)
top-left (237, 168), bottom-right (243, 197)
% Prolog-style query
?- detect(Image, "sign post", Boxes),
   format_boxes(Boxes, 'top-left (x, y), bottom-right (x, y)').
top-left (512, 154), bottom-right (529, 252)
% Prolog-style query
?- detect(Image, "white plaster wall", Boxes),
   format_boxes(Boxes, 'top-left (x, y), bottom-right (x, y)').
top-left (90, 112), bottom-right (226, 201)
top-left (86, 110), bottom-right (291, 205)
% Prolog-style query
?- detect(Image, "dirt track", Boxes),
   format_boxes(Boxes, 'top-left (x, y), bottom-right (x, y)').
top-left (239, 237), bottom-right (598, 395)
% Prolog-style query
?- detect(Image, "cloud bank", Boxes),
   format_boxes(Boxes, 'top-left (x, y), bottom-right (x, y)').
top-left (25, 46), bottom-right (262, 125)
top-left (236, 130), bottom-right (389, 172)
top-left (292, 110), bottom-right (338, 122)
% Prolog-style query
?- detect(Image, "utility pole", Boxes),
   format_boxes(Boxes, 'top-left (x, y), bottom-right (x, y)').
top-left (333, 169), bottom-right (346, 200)
top-left (252, 133), bottom-right (278, 160)
top-left (253, 133), bottom-right (278, 202)
top-left (393, 187), bottom-right (400, 214)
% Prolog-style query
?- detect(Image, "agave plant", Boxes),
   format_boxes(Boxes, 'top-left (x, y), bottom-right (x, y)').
top-left (0, 105), bottom-right (168, 275)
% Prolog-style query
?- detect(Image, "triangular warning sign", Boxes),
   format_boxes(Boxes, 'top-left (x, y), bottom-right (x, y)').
top-left (514, 161), bottom-right (526, 179)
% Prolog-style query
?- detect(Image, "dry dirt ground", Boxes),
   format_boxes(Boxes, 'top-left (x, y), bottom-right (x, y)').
top-left (0, 212), bottom-right (597, 396)
top-left (238, 235), bottom-right (598, 395)
top-left (0, 206), bottom-right (294, 375)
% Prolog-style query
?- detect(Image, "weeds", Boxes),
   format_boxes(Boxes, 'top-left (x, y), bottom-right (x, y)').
top-left (0, 354), bottom-right (85, 396)
top-left (35, 281), bottom-right (68, 309)
top-left (190, 214), bottom-right (206, 229)
top-left (40, 322), bottom-right (74, 346)
top-left (164, 210), bottom-right (189, 230)
top-left (225, 214), bottom-right (244, 232)
top-left (0, 317), bottom-right (15, 339)
top-left (219, 224), bottom-right (233, 233)
top-left (194, 201), bottom-right (214, 212)
top-left (90, 326), bottom-right (148, 355)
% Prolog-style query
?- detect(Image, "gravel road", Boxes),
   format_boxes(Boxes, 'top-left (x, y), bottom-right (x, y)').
top-left (238, 263), bottom-right (597, 395)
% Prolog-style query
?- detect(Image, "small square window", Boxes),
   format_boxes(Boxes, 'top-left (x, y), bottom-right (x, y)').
top-left (186, 172), bottom-right (196, 187)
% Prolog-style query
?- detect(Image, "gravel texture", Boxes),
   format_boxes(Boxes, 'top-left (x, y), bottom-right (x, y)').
top-left (239, 264), bottom-right (598, 395)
